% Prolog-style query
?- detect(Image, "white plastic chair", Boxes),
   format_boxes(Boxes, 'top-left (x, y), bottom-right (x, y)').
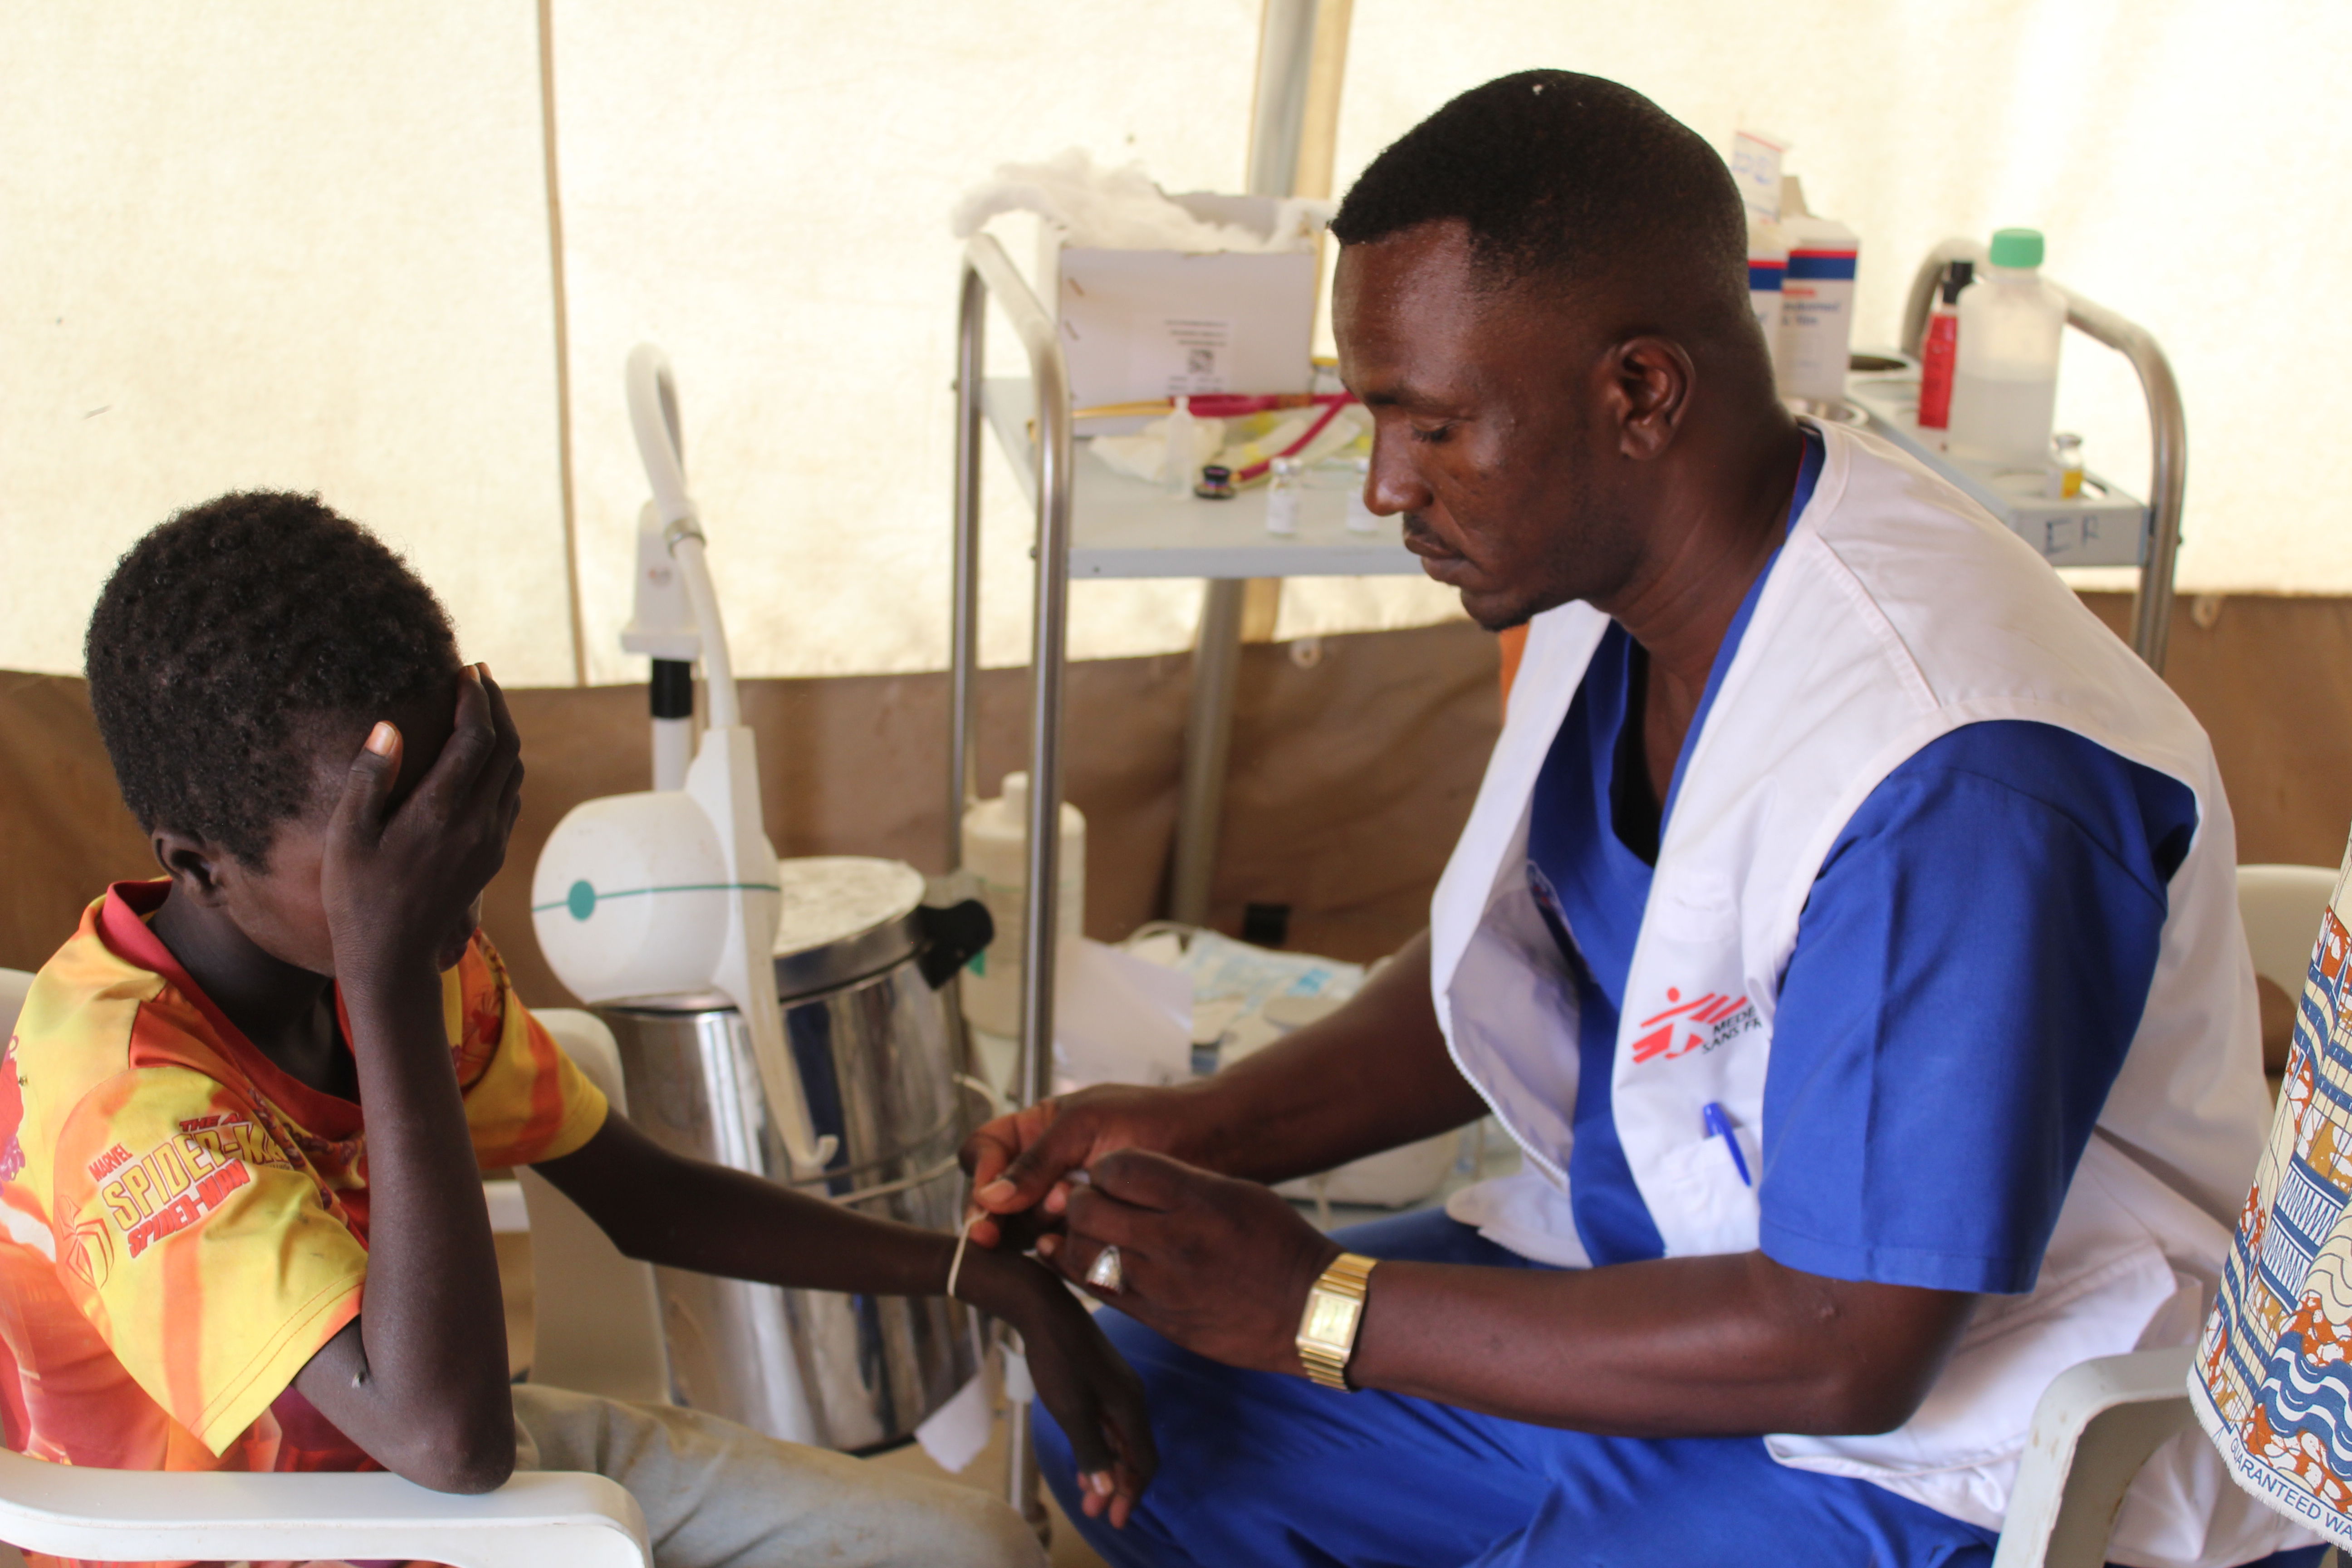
top-left (0, 1460), bottom-right (648, 1568)
top-left (519, 1009), bottom-right (672, 1404)
top-left (2237, 864), bottom-right (2339, 996)
top-left (0, 970), bottom-right (29, 1044)
top-left (0, 974), bottom-right (655, 1566)
top-left (1989, 865), bottom-right (2343, 1568)
top-left (1992, 1345), bottom-right (2200, 1568)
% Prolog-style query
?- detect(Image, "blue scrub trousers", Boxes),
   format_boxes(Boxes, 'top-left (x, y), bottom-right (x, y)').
top-left (1034, 1208), bottom-right (2323, 1568)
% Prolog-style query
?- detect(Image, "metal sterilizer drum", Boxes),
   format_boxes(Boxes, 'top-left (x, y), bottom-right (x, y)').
top-left (593, 856), bottom-right (991, 1452)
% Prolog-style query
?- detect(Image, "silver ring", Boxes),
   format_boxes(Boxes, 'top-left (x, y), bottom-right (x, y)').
top-left (1084, 1244), bottom-right (1125, 1294)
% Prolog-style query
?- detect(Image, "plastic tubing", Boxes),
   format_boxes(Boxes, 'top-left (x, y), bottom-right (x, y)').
top-left (1070, 391), bottom-right (1356, 421)
top-left (626, 345), bottom-right (741, 728)
top-left (626, 344), bottom-right (691, 522)
top-left (669, 536), bottom-right (739, 730)
top-left (1234, 397), bottom-right (1352, 484)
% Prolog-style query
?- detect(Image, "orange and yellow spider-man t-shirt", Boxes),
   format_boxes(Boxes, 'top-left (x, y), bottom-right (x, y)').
top-left (0, 880), bottom-right (608, 1564)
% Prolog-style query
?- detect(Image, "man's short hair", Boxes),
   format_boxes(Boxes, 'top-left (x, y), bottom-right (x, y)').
top-left (86, 491), bottom-right (460, 868)
top-left (1331, 70), bottom-right (1748, 314)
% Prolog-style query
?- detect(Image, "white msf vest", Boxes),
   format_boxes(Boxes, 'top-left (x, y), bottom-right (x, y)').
top-left (1432, 422), bottom-right (2299, 1568)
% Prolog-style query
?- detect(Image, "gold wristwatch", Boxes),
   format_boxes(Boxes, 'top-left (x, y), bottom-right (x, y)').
top-left (1295, 1252), bottom-right (1379, 1390)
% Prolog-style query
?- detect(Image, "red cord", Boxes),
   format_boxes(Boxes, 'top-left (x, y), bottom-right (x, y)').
top-left (1183, 391), bottom-right (1356, 419)
top-left (1234, 397), bottom-right (1355, 484)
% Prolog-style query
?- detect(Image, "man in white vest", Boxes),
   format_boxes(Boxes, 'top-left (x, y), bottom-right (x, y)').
top-left (963, 71), bottom-right (2310, 1568)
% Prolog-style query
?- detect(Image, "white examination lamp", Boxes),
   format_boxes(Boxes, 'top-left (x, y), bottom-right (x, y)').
top-left (530, 345), bottom-right (837, 1176)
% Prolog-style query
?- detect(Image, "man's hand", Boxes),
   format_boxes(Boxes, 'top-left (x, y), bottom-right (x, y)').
top-left (959, 932), bottom-right (1485, 1254)
top-left (959, 1085), bottom-right (1205, 1250)
top-left (1034, 1152), bottom-right (1979, 1437)
top-left (1040, 1151), bottom-right (1341, 1377)
top-left (320, 663), bottom-right (523, 986)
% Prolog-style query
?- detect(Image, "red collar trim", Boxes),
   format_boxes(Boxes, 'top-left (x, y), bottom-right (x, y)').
top-left (97, 881), bottom-right (364, 1140)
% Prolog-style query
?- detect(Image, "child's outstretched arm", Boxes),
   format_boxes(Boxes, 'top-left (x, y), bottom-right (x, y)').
top-left (535, 1114), bottom-right (1158, 1525)
top-left (292, 667), bottom-right (525, 1492)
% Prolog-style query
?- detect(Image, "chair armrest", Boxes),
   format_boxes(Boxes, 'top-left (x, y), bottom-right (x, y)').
top-left (534, 1009), bottom-right (631, 1113)
top-left (0, 1448), bottom-right (650, 1568)
top-left (1990, 1345), bottom-right (2196, 1568)
top-left (2237, 863), bottom-right (2338, 994)
top-left (486, 1176), bottom-right (532, 1232)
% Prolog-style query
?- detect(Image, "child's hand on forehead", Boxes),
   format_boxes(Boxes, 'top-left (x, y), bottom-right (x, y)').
top-left (317, 663), bottom-right (525, 985)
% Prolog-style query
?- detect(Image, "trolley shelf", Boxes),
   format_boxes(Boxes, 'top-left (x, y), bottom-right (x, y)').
top-left (1891, 237), bottom-right (2185, 670)
top-left (980, 377), bottom-right (1419, 580)
top-left (1844, 371), bottom-right (2151, 570)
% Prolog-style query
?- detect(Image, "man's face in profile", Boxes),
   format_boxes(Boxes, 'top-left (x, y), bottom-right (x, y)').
top-left (1334, 220), bottom-right (1639, 631)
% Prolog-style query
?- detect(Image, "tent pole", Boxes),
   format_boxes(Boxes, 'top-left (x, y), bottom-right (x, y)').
top-left (537, 0), bottom-right (588, 687)
top-left (1168, 0), bottom-right (1352, 927)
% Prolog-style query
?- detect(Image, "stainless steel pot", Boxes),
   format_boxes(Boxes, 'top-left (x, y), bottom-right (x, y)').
top-left (593, 857), bottom-right (992, 1452)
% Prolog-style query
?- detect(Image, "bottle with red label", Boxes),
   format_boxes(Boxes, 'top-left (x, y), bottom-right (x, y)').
top-left (1916, 259), bottom-right (1972, 431)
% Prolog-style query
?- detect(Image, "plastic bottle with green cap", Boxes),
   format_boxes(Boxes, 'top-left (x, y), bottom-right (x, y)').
top-left (1947, 227), bottom-right (2070, 468)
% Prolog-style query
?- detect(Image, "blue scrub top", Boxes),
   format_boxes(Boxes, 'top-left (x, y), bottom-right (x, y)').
top-left (1524, 429), bottom-right (2198, 1293)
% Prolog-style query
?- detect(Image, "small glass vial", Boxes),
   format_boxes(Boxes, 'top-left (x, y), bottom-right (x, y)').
top-left (2049, 432), bottom-right (2084, 500)
top-left (1343, 457), bottom-right (1378, 534)
top-left (1265, 457), bottom-right (1303, 536)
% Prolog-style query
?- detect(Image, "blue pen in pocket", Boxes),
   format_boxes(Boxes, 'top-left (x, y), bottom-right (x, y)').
top-left (1702, 1102), bottom-right (1753, 1187)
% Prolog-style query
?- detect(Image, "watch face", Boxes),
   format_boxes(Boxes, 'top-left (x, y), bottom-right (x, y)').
top-left (1303, 1289), bottom-right (1362, 1348)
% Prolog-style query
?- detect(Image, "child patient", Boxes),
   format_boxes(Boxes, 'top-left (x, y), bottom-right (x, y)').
top-left (0, 492), bottom-right (1152, 1567)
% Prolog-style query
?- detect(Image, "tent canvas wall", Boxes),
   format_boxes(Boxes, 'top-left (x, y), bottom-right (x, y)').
top-left (7, 3), bottom-right (2352, 1004)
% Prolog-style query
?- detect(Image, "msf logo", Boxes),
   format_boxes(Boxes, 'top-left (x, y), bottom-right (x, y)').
top-left (1631, 988), bottom-right (1758, 1064)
